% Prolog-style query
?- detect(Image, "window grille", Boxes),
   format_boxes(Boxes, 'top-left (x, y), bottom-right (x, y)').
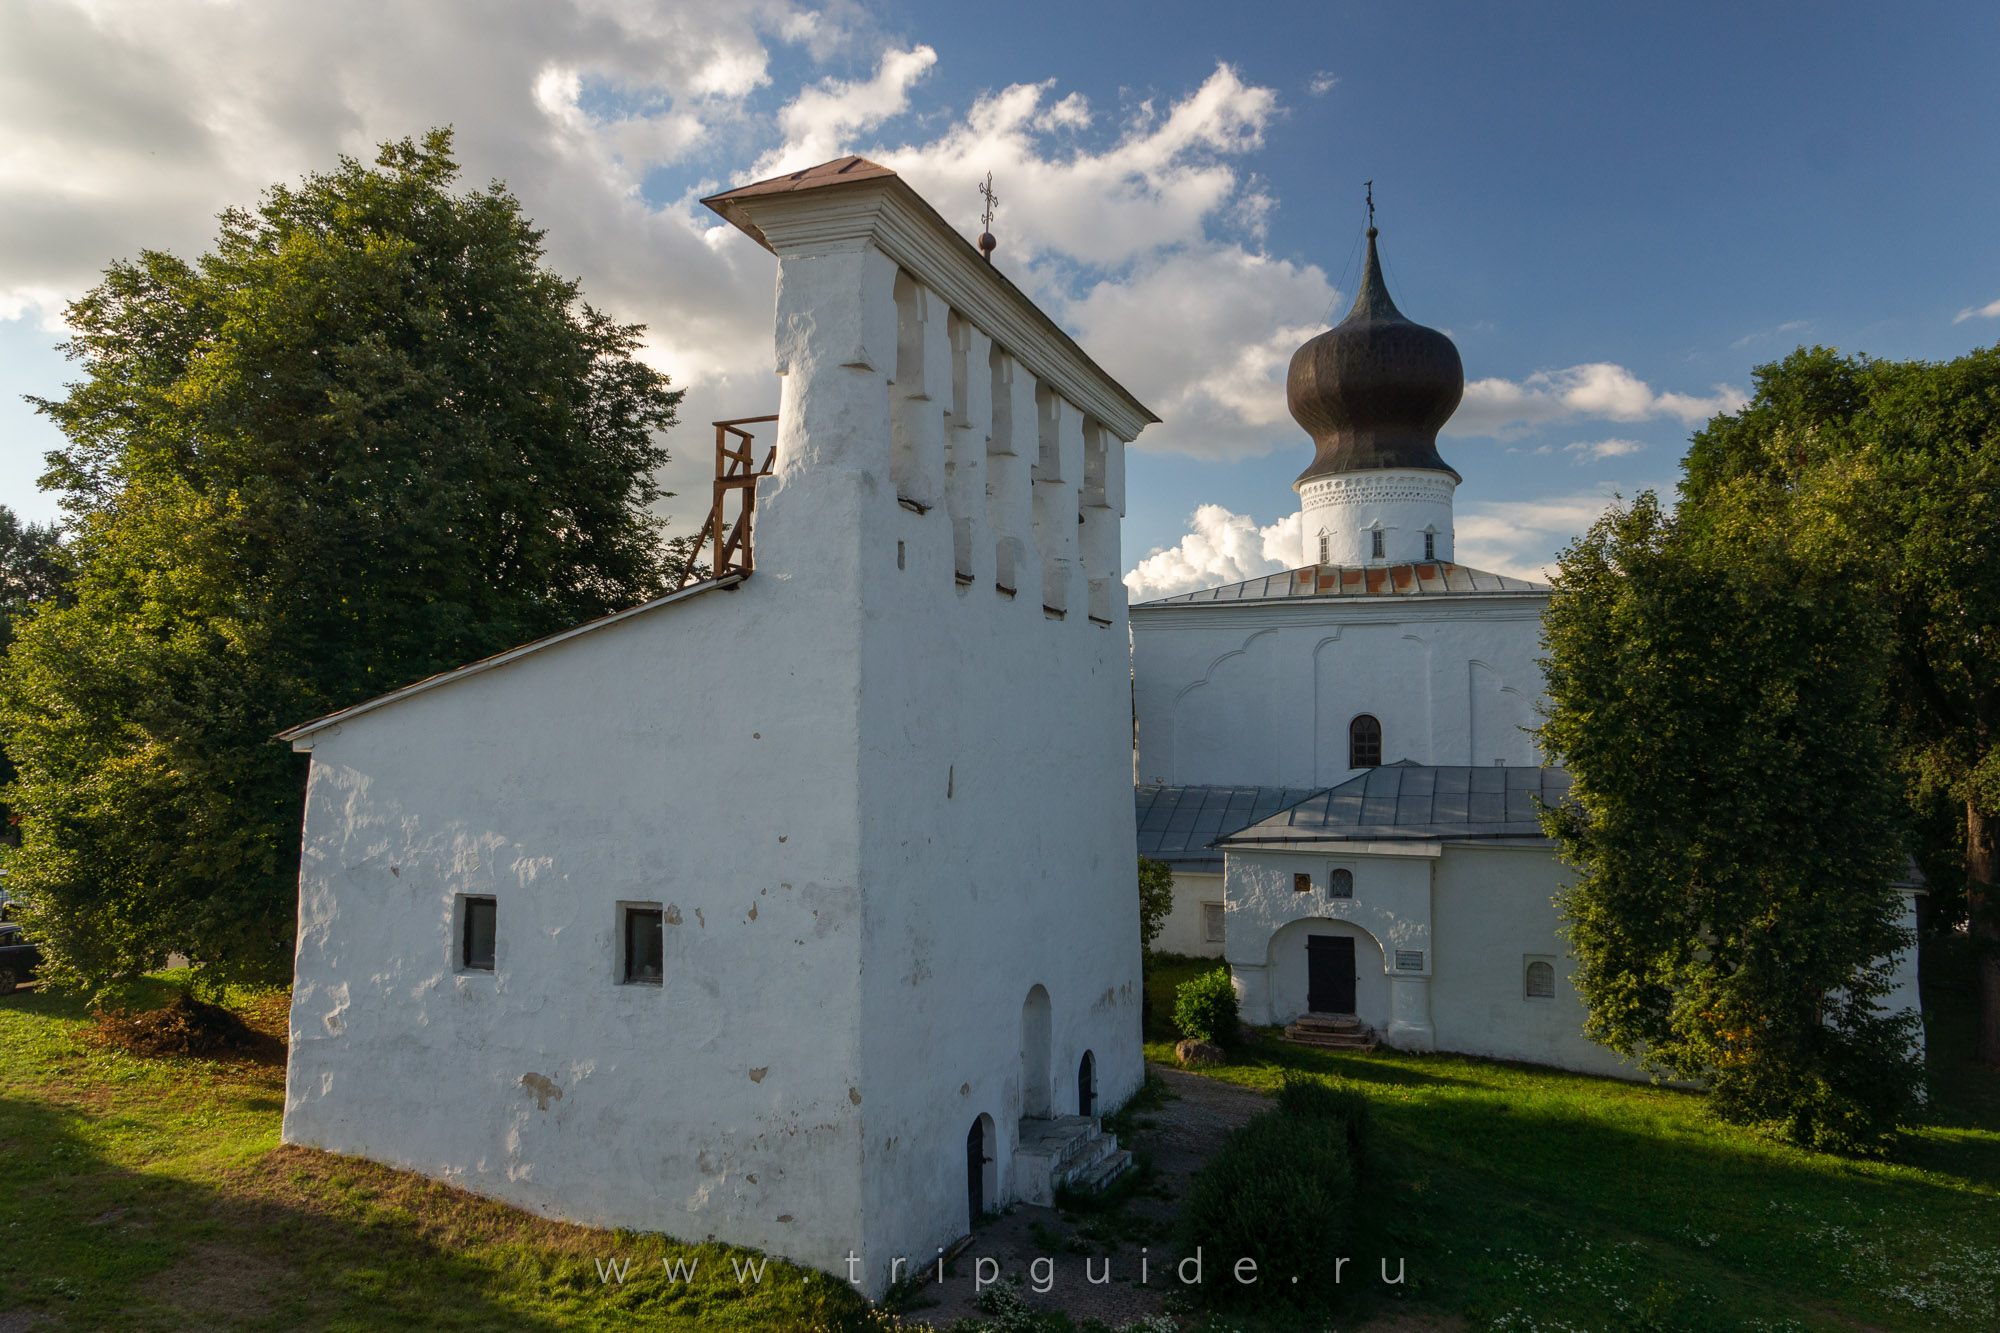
top-left (1371, 529), bottom-right (1385, 559)
top-left (1202, 902), bottom-right (1226, 943)
top-left (1525, 960), bottom-right (1556, 999)
top-left (1350, 714), bottom-right (1382, 768)
top-left (1394, 949), bottom-right (1425, 971)
top-left (1424, 531), bottom-right (1436, 560)
top-left (1328, 868), bottom-right (1354, 898)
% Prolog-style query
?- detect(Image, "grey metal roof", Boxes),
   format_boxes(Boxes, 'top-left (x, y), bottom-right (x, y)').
top-left (1136, 784), bottom-right (1319, 867)
top-left (1216, 763), bottom-right (1571, 845)
top-left (1131, 561), bottom-right (1547, 608)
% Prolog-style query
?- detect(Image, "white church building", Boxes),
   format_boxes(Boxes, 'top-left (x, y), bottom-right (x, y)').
top-left (1130, 228), bottom-right (1923, 1071)
top-left (277, 157), bottom-right (1151, 1297)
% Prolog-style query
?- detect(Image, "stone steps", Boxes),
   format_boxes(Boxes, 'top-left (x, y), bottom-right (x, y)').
top-left (1284, 1013), bottom-right (1379, 1051)
top-left (1014, 1115), bottom-right (1133, 1205)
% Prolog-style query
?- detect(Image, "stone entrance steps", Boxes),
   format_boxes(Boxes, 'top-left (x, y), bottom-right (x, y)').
top-left (1014, 1115), bottom-right (1132, 1205)
top-left (1284, 1012), bottom-right (1379, 1051)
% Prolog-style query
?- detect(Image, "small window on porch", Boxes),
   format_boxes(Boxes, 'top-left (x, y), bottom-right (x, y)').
top-left (1202, 902), bottom-right (1226, 943)
top-left (1524, 959), bottom-right (1556, 1000)
top-left (1328, 868), bottom-right (1354, 898)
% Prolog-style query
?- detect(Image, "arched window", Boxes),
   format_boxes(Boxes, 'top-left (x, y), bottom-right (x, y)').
top-left (1077, 1051), bottom-right (1096, 1117)
top-left (1328, 868), bottom-right (1354, 899)
top-left (1349, 715), bottom-right (1382, 768)
top-left (1525, 960), bottom-right (1556, 999)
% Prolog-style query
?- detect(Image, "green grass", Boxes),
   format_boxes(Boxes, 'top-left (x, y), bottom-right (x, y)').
top-left (0, 975), bottom-right (876, 1331)
top-left (1146, 946), bottom-right (2000, 1332)
top-left (7, 954), bottom-right (1996, 1331)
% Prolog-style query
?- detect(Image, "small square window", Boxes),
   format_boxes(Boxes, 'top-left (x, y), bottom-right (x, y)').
top-left (1524, 958), bottom-right (1556, 1000)
top-left (461, 896), bottom-right (496, 971)
top-left (623, 905), bottom-right (665, 985)
top-left (1328, 867), bottom-right (1354, 899)
top-left (1202, 902), bottom-right (1226, 943)
top-left (1394, 949), bottom-right (1425, 972)
top-left (1293, 872), bottom-right (1313, 894)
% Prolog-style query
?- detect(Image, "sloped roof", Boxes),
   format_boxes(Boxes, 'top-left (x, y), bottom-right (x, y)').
top-left (1136, 784), bottom-right (1319, 867)
top-left (1216, 763), bottom-right (1570, 844)
top-left (1133, 561), bottom-right (1546, 608)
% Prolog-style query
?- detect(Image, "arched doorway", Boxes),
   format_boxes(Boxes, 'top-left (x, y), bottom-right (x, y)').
top-left (965, 1115), bottom-right (995, 1227)
top-left (1021, 985), bottom-right (1052, 1119)
top-left (1077, 1050), bottom-right (1096, 1118)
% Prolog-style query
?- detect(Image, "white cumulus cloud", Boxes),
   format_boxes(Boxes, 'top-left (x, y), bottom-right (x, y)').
top-left (1562, 438), bottom-right (1645, 463)
top-left (1448, 363), bottom-right (1747, 438)
top-left (1124, 504), bottom-right (1302, 600)
top-left (1954, 297), bottom-right (2000, 324)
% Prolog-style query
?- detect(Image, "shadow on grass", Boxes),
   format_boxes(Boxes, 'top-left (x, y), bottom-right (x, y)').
top-left (0, 1093), bottom-right (586, 1331)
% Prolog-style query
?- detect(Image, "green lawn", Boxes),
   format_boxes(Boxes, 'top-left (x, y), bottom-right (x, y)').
top-left (0, 976), bottom-right (878, 1331)
top-left (1144, 949), bottom-right (2000, 1331)
top-left (4, 960), bottom-right (1995, 1331)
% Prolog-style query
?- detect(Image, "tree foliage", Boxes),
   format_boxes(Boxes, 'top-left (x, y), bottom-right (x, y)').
top-left (0, 130), bottom-right (682, 991)
top-left (1685, 345), bottom-right (2000, 1066)
top-left (1540, 477), bottom-right (1922, 1151)
top-left (0, 506), bottom-right (71, 842)
top-left (1137, 855), bottom-right (1174, 952)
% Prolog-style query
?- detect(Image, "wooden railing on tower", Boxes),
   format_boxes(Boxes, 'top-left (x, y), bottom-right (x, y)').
top-left (675, 415), bottom-right (778, 590)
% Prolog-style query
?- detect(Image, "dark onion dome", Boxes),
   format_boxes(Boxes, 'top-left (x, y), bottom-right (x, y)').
top-left (1288, 228), bottom-right (1463, 486)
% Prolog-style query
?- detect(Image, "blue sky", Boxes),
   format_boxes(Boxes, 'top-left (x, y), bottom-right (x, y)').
top-left (3, 1), bottom-right (1997, 592)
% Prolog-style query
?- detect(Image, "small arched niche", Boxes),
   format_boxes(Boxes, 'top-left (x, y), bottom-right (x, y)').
top-left (1021, 985), bottom-right (1052, 1119)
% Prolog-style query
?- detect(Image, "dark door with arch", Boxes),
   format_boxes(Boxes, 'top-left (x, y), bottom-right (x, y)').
top-left (1077, 1051), bottom-right (1095, 1117)
top-left (1307, 935), bottom-right (1357, 1014)
top-left (966, 1121), bottom-right (985, 1224)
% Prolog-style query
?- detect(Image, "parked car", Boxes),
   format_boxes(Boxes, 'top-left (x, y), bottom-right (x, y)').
top-left (0, 921), bottom-right (40, 995)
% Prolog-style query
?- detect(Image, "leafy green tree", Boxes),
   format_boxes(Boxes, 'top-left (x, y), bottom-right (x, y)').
top-left (1684, 345), bottom-right (2000, 1067)
top-left (0, 506), bottom-right (70, 843)
top-left (1, 130), bottom-right (682, 991)
top-left (1539, 480), bottom-right (1922, 1151)
top-left (1137, 855), bottom-right (1174, 953)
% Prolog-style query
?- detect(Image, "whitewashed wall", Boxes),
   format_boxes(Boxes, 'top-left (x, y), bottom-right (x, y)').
top-left (283, 177), bottom-right (1148, 1298)
top-left (1157, 870), bottom-right (1225, 958)
top-left (1130, 598), bottom-right (1547, 789)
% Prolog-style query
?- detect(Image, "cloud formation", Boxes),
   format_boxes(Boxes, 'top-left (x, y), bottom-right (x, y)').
top-left (1124, 504), bottom-right (1302, 600)
top-left (1454, 490), bottom-right (1625, 581)
top-left (1448, 363), bottom-right (1747, 438)
top-left (1562, 438), bottom-right (1645, 463)
top-left (1954, 297), bottom-right (2000, 324)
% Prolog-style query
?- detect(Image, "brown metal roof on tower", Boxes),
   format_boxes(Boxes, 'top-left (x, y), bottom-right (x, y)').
top-left (1288, 217), bottom-right (1465, 487)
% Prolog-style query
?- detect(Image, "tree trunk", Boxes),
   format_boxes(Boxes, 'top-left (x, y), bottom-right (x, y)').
top-left (1971, 802), bottom-right (2000, 1067)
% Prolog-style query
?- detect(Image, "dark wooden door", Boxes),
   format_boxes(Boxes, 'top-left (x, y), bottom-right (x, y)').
top-left (1307, 935), bottom-right (1357, 1014)
top-left (966, 1121), bottom-right (985, 1224)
